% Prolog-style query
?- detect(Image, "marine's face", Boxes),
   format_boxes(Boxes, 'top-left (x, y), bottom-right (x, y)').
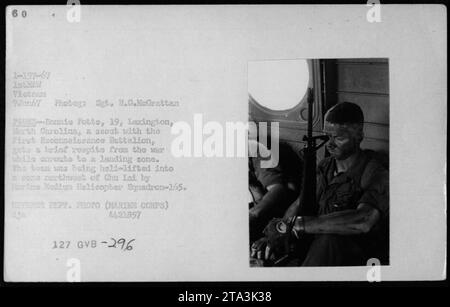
top-left (323, 121), bottom-right (360, 160)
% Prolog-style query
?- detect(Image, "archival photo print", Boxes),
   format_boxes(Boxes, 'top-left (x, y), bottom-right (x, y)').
top-left (248, 58), bottom-right (389, 267)
top-left (4, 5), bottom-right (445, 283)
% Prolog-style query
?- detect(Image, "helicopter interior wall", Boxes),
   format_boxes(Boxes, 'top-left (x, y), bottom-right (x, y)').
top-left (334, 58), bottom-right (389, 154)
top-left (249, 58), bottom-right (389, 162)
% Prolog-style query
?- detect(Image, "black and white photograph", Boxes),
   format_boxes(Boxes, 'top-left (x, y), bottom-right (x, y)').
top-left (248, 58), bottom-right (389, 267)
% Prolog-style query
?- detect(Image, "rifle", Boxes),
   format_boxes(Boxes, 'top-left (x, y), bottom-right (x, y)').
top-left (297, 88), bottom-right (329, 216)
top-left (267, 88), bottom-right (328, 266)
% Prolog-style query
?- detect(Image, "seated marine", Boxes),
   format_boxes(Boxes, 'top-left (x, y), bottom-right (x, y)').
top-left (251, 102), bottom-right (389, 266)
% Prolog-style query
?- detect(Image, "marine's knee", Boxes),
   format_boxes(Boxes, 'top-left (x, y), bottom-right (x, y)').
top-left (301, 235), bottom-right (365, 266)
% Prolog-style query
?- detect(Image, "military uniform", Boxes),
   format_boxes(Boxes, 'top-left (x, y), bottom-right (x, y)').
top-left (301, 149), bottom-right (389, 266)
top-left (249, 156), bottom-right (285, 205)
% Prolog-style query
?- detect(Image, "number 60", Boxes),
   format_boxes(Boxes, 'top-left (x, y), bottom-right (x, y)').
top-left (12, 9), bottom-right (27, 18)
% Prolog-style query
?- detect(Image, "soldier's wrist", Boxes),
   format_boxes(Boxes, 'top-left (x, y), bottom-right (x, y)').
top-left (292, 216), bottom-right (306, 237)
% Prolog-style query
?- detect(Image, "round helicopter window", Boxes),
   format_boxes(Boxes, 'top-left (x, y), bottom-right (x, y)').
top-left (248, 59), bottom-right (309, 111)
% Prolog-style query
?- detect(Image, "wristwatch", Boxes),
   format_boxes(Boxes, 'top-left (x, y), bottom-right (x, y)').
top-left (291, 216), bottom-right (306, 239)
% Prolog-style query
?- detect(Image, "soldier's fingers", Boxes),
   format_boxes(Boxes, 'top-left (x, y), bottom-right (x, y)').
top-left (257, 250), bottom-right (263, 260)
top-left (265, 245), bottom-right (272, 260)
top-left (252, 239), bottom-right (266, 252)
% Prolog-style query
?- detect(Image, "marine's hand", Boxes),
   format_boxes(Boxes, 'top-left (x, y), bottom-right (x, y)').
top-left (250, 237), bottom-right (268, 260)
top-left (262, 218), bottom-right (293, 260)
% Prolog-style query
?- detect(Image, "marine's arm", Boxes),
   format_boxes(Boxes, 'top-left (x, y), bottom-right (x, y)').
top-left (294, 203), bottom-right (380, 235)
